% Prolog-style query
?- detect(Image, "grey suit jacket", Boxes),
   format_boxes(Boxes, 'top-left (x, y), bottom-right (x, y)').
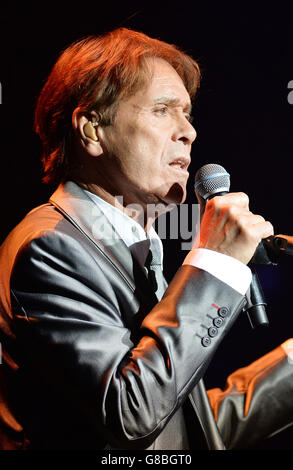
top-left (0, 181), bottom-right (292, 450)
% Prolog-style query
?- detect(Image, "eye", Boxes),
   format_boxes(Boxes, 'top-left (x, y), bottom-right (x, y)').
top-left (185, 114), bottom-right (194, 123)
top-left (154, 106), bottom-right (168, 116)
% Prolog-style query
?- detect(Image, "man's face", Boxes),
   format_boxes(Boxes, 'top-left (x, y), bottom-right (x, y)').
top-left (99, 57), bottom-right (197, 207)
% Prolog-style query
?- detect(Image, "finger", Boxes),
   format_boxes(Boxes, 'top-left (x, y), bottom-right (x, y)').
top-left (258, 221), bottom-right (274, 239)
top-left (244, 214), bottom-right (274, 237)
top-left (242, 218), bottom-right (274, 242)
top-left (216, 192), bottom-right (250, 209)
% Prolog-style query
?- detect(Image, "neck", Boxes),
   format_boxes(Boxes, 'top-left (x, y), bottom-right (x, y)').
top-left (76, 181), bottom-right (161, 232)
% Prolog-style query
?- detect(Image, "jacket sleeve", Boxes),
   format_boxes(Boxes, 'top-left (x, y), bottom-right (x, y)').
top-left (207, 341), bottom-right (293, 449)
top-left (10, 230), bottom-right (246, 449)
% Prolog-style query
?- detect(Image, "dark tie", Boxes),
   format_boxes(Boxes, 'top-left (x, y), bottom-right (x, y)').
top-left (145, 239), bottom-right (166, 300)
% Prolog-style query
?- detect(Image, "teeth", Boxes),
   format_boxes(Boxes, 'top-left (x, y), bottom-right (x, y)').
top-left (170, 160), bottom-right (185, 168)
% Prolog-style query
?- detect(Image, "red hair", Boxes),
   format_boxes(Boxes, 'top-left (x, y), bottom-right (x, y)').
top-left (34, 28), bottom-right (201, 185)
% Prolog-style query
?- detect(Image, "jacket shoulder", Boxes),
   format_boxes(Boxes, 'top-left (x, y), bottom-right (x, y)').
top-left (0, 204), bottom-right (83, 294)
top-left (1, 203), bottom-right (64, 250)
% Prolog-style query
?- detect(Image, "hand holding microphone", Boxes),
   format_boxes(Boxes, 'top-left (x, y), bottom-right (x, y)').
top-left (194, 163), bottom-right (274, 329)
top-left (194, 164), bottom-right (274, 266)
top-left (197, 191), bottom-right (274, 265)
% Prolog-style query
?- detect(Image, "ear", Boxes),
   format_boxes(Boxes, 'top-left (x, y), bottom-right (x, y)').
top-left (72, 107), bottom-right (104, 157)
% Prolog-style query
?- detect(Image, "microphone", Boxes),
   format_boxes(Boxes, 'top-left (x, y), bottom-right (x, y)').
top-left (194, 163), bottom-right (269, 329)
top-left (194, 163), bottom-right (292, 263)
top-left (194, 163), bottom-right (231, 199)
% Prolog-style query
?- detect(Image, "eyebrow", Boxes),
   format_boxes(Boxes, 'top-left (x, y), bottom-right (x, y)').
top-left (153, 97), bottom-right (192, 114)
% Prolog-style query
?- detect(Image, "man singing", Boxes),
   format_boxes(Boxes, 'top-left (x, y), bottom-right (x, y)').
top-left (0, 28), bottom-right (292, 450)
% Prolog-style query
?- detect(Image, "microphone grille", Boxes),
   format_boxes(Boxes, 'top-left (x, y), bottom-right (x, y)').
top-left (194, 163), bottom-right (230, 199)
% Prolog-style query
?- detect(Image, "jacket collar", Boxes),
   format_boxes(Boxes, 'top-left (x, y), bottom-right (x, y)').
top-left (49, 181), bottom-right (156, 298)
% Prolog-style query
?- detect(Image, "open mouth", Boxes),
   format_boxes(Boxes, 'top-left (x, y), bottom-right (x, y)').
top-left (169, 158), bottom-right (190, 172)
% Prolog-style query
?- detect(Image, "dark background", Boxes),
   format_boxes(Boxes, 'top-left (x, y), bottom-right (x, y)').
top-left (0, 3), bottom-right (293, 449)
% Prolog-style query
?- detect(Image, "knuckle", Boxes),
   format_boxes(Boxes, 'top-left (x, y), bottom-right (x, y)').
top-left (208, 195), bottom-right (222, 207)
top-left (226, 208), bottom-right (237, 223)
top-left (228, 204), bottom-right (239, 218)
top-left (243, 229), bottom-right (260, 245)
top-left (236, 214), bottom-right (247, 226)
top-left (238, 192), bottom-right (249, 204)
top-left (253, 214), bottom-right (265, 223)
top-left (206, 196), bottom-right (222, 214)
top-left (264, 221), bottom-right (274, 236)
top-left (227, 204), bottom-right (243, 222)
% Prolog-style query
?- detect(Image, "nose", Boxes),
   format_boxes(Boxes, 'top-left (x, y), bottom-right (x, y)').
top-left (172, 115), bottom-right (197, 145)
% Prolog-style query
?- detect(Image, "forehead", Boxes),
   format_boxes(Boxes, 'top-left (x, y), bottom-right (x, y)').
top-left (148, 57), bottom-right (189, 94)
top-left (132, 57), bottom-right (191, 108)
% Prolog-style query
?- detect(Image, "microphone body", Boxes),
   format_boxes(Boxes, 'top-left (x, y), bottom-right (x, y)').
top-left (194, 163), bottom-right (269, 329)
top-left (245, 271), bottom-right (268, 328)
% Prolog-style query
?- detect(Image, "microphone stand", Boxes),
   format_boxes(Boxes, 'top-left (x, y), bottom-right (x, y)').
top-left (243, 235), bottom-right (293, 329)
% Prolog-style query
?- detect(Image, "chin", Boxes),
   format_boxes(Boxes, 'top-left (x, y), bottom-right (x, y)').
top-left (161, 183), bottom-right (187, 206)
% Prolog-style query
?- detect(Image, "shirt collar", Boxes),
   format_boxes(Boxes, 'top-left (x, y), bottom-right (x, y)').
top-left (83, 189), bottom-right (163, 268)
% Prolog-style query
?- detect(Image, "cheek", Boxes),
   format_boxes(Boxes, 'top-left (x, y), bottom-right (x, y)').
top-left (128, 131), bottom-right (167, 170)
top-left (139, 128), bottom-right (170, 162)
top-left (106, 120), bottom-right (170, 181)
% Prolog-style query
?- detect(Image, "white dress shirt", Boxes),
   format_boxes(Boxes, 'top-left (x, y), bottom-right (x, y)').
top-left (84, 190), bottom-right (251, 295)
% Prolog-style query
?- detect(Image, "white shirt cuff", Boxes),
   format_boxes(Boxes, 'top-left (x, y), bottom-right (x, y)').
top-left (183, 248), bottom-right (252, 295)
